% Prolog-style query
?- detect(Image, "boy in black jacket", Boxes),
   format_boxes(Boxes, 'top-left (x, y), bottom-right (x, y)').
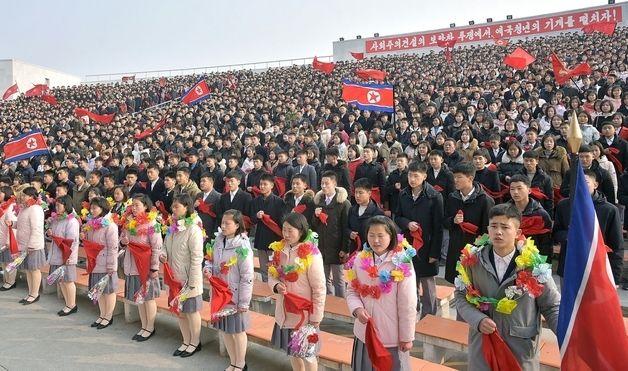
top-left (385, 153), bottom-right (409, 215)
top-left (284, 174), bottom-right (315, 222)
top-left (347, 178), bottom-right (384, 253)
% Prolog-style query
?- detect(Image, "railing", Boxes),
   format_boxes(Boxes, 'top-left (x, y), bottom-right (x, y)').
top-left (83, 55), bottom-right (334, 84)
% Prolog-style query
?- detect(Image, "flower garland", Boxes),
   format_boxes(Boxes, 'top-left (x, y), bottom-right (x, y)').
top-left (16, 196), bottom-right (49, 214)
top-left (343, 234), bottom-right (415, 299)
top-left (45, 211), bottom-right (78, 230)
top-left (120, 208), bottom-right (161, 236)
top-left (81, 213), bottom-right (113, 232)
top-left (455, 234), bottom-right (552, 315)
top-left (205, 237), bottom-right (250, 275)
top-left (268, 230), bottom-right (320, 282)
top-left (0, 196), bottom-right (16, 218)
top-left (163, 213), bottom-right (203, 236)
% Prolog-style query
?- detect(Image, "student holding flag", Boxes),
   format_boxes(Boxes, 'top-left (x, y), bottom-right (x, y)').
top-left (0, 186), bottom-right (18, 291)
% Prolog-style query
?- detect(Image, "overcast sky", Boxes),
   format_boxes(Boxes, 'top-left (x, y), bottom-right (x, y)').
top-left (0, 0), bottom-right (607, 77)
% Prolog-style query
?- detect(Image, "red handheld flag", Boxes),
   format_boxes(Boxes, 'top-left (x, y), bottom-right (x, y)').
top-left (370, 187), bottom-right (382, 208)
top-left (41, 94), bottom-right (58, 106)
top-left (209, 276), bottom-right (233, 317)
top-left (181, 79), bottom-right (211, 106)
top-left (163, 262), bottom-right (182, 314)
top-left (529, 187), bottom-right (549, 201)
top-left (355, 69), bottom-right (387, 82)
top-left (283, 292), bottom-right (313, 329)
top-left (261, 214), bottom-right (283, 237)
top-left (318, 211), bottom-right (328, 225)
top-left (582, 21), bottom-right (616, 36)
top-left (159, 77), bottom-right (167, 87)
top-left (250, 186), bottom-right (263, 198)
top-left (348, 158), bottom-right (364, 183)
top-left (520, 216), bottom-right (551, 236)
top-left (355, 235), bottom-right (362, 252)
top-left (432, 184), bottom-right (444, 192)
top-left (242, 215), bottom-right (253, 231)
top-left (605, 147), bottom-right (623, 173)
top-left (365, 319), bottom-right (394, 371)
top-left (312, 57), bottom-right (336, 75)
top-left (121, 75), bottom-right (135, 82)
top-left (550, 52), bottom-right (592, 85)
top-left (460, 222), bottom-right (479, 235)
top-left (82, 239), bottom-right (105, 274)
top-left (74, 108), bottom-right (115, 124)
top-left (155, 201), bottom-right (170, 220)
top-left (128, 242), bottom-right (152, 292)
top-left (8, 227), bottom-right (18, 255)
top-left (135, 115), bottom-right (168, 140)
top-left (293, 204), bottom-right (307, 214)
top-left (503, 47), bottom-right (535, 70)
top-left (2, 83), bottom-right (18, 100)
top-left (197, 201), bottom-right (216, 218)
top-left (436, 39), bottom-right (457, 48)
top-left (494, 37), bottom-right (510, 47)
top-left (350, 52), bottom-right (364, 60)
top-left (482, 330), bottom-right (522, 371)
top-left (274, 176), bottom-right (287, 197)
top-left (24, 84), bottom-right (48, 97)
top-left (51, 235), bottom-right (74, 263)
top-left (410, 226), bottom-right (424, 250)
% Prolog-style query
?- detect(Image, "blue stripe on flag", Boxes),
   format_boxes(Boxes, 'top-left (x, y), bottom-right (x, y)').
top-left (342, 79), bottom-right (393, 90)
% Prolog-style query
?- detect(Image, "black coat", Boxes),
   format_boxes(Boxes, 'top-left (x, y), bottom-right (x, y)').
top-left (206, 166), bottom-right (225, 195)
top-left (426, 166), bottom-right (454, 208)
top-left (163, 188), bottom-right (175, 213)
top-left (320, 160), bottom-right (352, 195)
top-left (284, 190), bottom-right (316, 222)
top-left (347, 201), bottom-right (384, 253)
top-left (560, 160), bottom-right (616, 204)
top-left (509, 199), bottom-right (553, 261)
top-left (475, 167), bottom-right (501, 194)
top-left (599, 135), bottom-right (628, 173)
top-left (196, 189), bottom-right (221, 236)
top-left (487, 147), bottom-right (505, 165)
top-left (616, 167), bottom-right (628, 228)
top-left (518, 167), bottom-right (554, 216)
top-left (216, 189), bottom-right (252, 223)
top-left (497, 155), bottom-right (524, 183)
top-left (245, 168), bottom-right (267, 193)
top-left (385, 168), bottom-right (409, 213)
top-left (554, 192), bottom-right (623, 283)
top-left (354, 161), bottom-right (386, 190)
top-left (395, 183), bottom-right (444, 277)
top-left (188, 162), bottom-right (206, 186)
top-left (443, 184), bottom-right (495, 283)
top-left (443, 151), bottom-right (463, 169)
top-left (147, 178), bottom-right (166, 205)
top-left (249, 193), bottom-right (287, 251)
top-left (311, 188), bottom-right (351, 265)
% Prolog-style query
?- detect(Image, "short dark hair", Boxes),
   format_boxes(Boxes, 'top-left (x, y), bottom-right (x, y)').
top-left (282, 212), bottom-right (310, 242)
top-left (364, 216), bottom-right (399, 251)
top-left (75, 169), bottom-right (87, 179)
top-left (22, 186), bottom-right (39, 199)
top-left (90, 196), bottom-right (111, 214)
top-left (260, 173), bottom-right (274, 185)
top-left (354, 178), bottom-right (372, 191)
top-left (291, 173), bottom-right (307, 183)
top-left (172, 194), bottom-right (195, 217)
top-left (177, 167), bottom-right (191, 175)
top-left (522, 150), bottom-right (539, 160)
top-left (473, 148), bottom-right (490, 161)
top-left (325, 147), bottom-right (340, 157)
top-left (488, 204), bottom-right (521, 226)
top-left (408, 161), bottom-right (428, 174)
top-left (225, 170), bottom-right (242, 181)
top-left (164, 171), bottom-right (177, 181)
top-left (451, 162), bottom-right (476, 178)
top-left (56, 195), bottom-right (75, 214)
top-left (321, 170), bottom-right (337, 183)
top-left (509, 174), bottom-right (531, 187)
top-left (428, 149), bottom-right (443, 158)
top-left (222, 209), bottom-right (245, 236)
top-left (0, 186), bottom-right (14, 201)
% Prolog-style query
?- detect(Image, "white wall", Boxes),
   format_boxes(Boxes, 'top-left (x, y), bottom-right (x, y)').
top-left (0, 59), bottom-right (81, 96)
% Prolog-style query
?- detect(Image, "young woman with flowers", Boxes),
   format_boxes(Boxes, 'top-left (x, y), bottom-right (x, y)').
top-left (0, 186), bottom-right (18, 291)
top-left (16, 186), bottom-right (46, 305)
top-left (46, 195), bottom-right (80, 316)
top-left (345, 215), bottom-right (417, 371)
top-left (81, 196), bottom-right (119, 329)
top-left (160, 194), bottom-right (204, 358)
top-left (119, 194), bottom-right (162, 342)
top-left (205, 209), bottom-right (254, 371)
top-left (269, 212), bottom-right (325, 371)
top-left (454, 204), bottom-right (560, 370)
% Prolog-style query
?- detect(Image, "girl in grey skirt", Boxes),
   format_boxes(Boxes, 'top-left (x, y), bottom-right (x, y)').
top-left (206, 210), bottom-right (254, 371)
top-left (120, 194), bottom-right (163, 342)
top-left (0, 186), bottom-right (18, 291)
top-left (46, 195), bottom-right (81, 316)
top-left (15, 186), bottom-right (46, 305)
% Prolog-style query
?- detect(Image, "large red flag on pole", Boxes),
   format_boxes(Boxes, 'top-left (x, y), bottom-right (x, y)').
top-left (74, 108), bottom-right (116, 124)
top-left (582, 21), bottom-right (616, 36)
top-left (503, 47), bottom-right (535, 70)
top-left (550, 52), bottom-right (592, 85)
top-left (312, 57), bottom-right (335, 74)
top-left (2, 83), bottom-right (18, 100)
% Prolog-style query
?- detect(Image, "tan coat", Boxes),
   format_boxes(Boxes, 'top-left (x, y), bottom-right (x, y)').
top-left (536, 146), bottom-right (569, 187)
top-left (457, 138), bottom-right (479, 163)
top-left (163, 217), bottom-right (204, 297)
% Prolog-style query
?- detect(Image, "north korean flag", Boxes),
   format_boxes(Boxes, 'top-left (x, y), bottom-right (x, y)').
top-left (181, 79), bottom-right (211, 106)
top-left (3, 129), bottom-right (50, 163)
top-left (341, 80), bottom-right (394, 112)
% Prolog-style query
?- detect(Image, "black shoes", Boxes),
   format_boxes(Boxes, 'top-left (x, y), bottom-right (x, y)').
top-left (180, 342), bottom-right (202, 357)
top-left (22, 295), bottom-right (40, 305)
top-left (173, 344), bottom-right (189, 356)
top-left (58, 306), bottom-right (78, 316)
top-left (0, 282), bottom-right (16, 291)
top-left (132, 329), bottom-right (146, 341)
top-left (136, 329), bottom-right (155, 342)
top-left (91, 317), bottom-right (103, 327)
top-left (96, 317), bottom-right (113, 330)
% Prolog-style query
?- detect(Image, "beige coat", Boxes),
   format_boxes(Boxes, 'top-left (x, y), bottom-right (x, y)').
top-left (85, 215), bottom-right (119, 273)
top-left (16, 204), bottom-right (45, 252)
top-left (163, 217), bottom-right (204, 297)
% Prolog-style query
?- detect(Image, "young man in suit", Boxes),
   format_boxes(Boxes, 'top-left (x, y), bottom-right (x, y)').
top-left (146, 163), bottom-right (165, 205)
top-left (125, 168), bottom-right (147, 196)
top-left (284, 174), bottom-right (316, 222)
top-left (195, 173), bottom-right (221, 237)
top-left (293, 150), bottom-right (318, 192)
top-left (216, 171), bottom-right (252, 225)
top-left (162, 171), bottom-right (177, 213)
top-left (347, 178), bottom-right (384, 253)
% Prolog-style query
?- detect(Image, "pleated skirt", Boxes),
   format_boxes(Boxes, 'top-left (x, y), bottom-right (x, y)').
top-left (124, 275), bottom-right (161, 301)
top-left (89, 273), bottom-right (118, 294)
top-left (181, 295), bottom-right (203, 313)
top-left (49, 264), bottom-right (77, 283)
top-left (213, 311), bottom-right (250, 333)
top-left (351, 338), bottom-right (410, 371)
top-left (0, 248), bottom-right (12, 263)
top-left (22, 249), bottom-right (46, 271)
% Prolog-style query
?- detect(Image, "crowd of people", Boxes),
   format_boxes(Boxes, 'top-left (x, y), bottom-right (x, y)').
top-left (0, 25), bottom-right (627, 370)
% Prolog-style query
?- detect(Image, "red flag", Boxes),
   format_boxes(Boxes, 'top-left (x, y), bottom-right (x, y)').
top-left (365, 319), bottom-right (393, 371)
top-left (51, 235), bottom-right (74, 263)
top-left (283, 292), bottom-right (313, 329)
top-left (163, 261), bottom-right (182, 314)
top-left (121, 75), bottom-right (135, 83)
top-left (41, 94), bottom-right (58, 106)
top-left (197, 201), bottom-right (216, 218)
top-left (312, 57), bottom-right (336, 75)
top-left (355, 235), bottom-right (362, 252)
top-left (134, 114), bottom-right (168, 140)
top-left (225, 75), bottom-right (238, 91)
top-left (24, 84), bottom-right (48, 97)
top-left (2, 83), bottom-right (18, 100)
top-left (8, 227), bottom-right (18, 255)
top-left (74, 108), bottom-right (115, 124)
top-left (318, 211), bottom-right (328, 225)
top-left (444, 48), bottom-right (452, 64)
top-left (250, 186), bottom-right (263, 198)
top-left (208, 276), bottom-right (233, 318)
top-left (274, 176), bottom-right (287, 197)
top-left (582, 21), bottom-right (616, 36)
top-left (432, 184), bottom-right (444, 192)
top-left (181, 79), bottom-right (211, 105)
top-left (520, 215), bottom-right (551, 236)
top-left (482, 330), bottom-right (522, 371)
top-left (550, 52), bottom-right (592, 85)
top-left (159, 77), bottom-right (167, 87)
top-left (370, 187), bottom-right (382, 208)
top-left (3, 129), bottom-right (49, 163)
top-left (436, 39), bottom-right (457, 48)
top-left (243, 215), bottom-right (253, 231)
top-left (128, 242), bottom-right (152, 292)
top-left (410, 226), bottom-right (423, 250)
top-left (155, 201), bottom-right (170, 220)
top-left (355, 69), bottom-right (387, 82)
top-left (350, 52), bottom-right (364, 60)
top-left (82, 240), bottom-right (105, 274)
top-left (529, 187), bottom-right (549, 201)
top-left (348, 158), bottom-right (364, 183)
top-left (493, 37), bottom-right (510, 47)
top-left (606, 147), bottom-right (623, 173)
top-left (460, 222), bottom-right (479, 235)
top-left (293, 204), bottom-right (306, 214)
top-left (503, 47), bottom-right (535, 70)
top-left (261, 214), bottom-right (282, 237)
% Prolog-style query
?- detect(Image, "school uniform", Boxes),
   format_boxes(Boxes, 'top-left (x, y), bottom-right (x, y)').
top-left (48, 216), bottom-right (80, 282)
top-left (120, 220), bottom-right (163, 302)
top-left (196, 189), bottom-right (221, 236)
top-left (147, 178), bottom-right (166, 205)
top-left (216, 189), bottom-right (252, 225)
top-left (86, 214), bottom-right (120, 295)
top-left (347, 201), bottom-right (384, 252)
top-left (16, 204), bottom-right (46, 271)
top-left (249, 193), bottom-right (287, 281)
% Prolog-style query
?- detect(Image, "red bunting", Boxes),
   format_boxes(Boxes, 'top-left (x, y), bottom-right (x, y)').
top-left (24, 84), bottom-right (48, 97)
top-left (365, 319), bottom-right (394, 371)
top-left (2, 83), bottom-right (18, 100)
top-left (482, 330), bottom-right (523, 371)
top-left (318, 211), bottom-right (328, 225)
top-left (209, 276), bottom-right (233, 318)
top-left (274, 176), bottom-right (287, 197)
top-left (283, 292), bottom-right (313, 329)
top-left (520, 215), bottom-right (551, 236)
top-left (350, 52), bottom-right (364, 60)
top-left (51, 235), bottom-right (74, 263)
top-left (197, 201), bottom-right (216, 218)
top-left (261, 214), bottom-right (282, 237)
top-left (503, 47), bottom-right (535, 70)
top-left (411, 226), bottom-right (423, 250)
top-left (74, 108), bottom-right (115, 124)
top-left (529, 187), bottom-right (549, 201)
top-left (163, 262), bottom-right (182, 314)
top-left (293, 204), bottom-right (307, 214)
top-left (128, 242), bottom-right (152, 293)
top-left (550, 52), bottom-right (592, 85)
top-left (582, 21), bottom-right (616, 36)
top-left (312, 57), bottom-right (336, 75)
top-left (41, 94), bottom-right (59, 106)
top-left (8, 227), bottom-right (18, 255)
top-left (82, 239), bottom-right (105, 274)
top-left (355, 69), bottom-right (387, 82)
top-left (134, 115), bottom-right (168, 140)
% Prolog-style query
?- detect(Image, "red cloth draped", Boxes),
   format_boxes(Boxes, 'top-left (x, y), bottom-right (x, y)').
top-left (74, 108), bottom-right (116, 124)
top-left (261, 214), bottom-right (282, 237)
top-left (135, 115), bottom-right (168, 140)
top-left (482, 331), bottom-right (522, 371)
top-left (348, 158), bottom-right (364, 183)
top-left (8, 227), bottom-right (18, 255)
top-left (209, 276), bottom-right (233, 317)
top-left (606, 147), bottom-right (624, 173)
top-left (503, 47), bottom-right (535, 70)
top-left (370, 187), bottom-right (382, 208)
top-left (128, 242), bottom-right (152, 291)
top-left (283, 292), bottom-right (313, 329)
top-left (293, 204), bottom-right (307, 214)
top-left (197, 201), bottom-right (216, 218)
top-left (82, 240), bottom-right (105, 274)
top-left (163, 262), bottom-right (182, 314)
top-left (520, 216), bottom-right (551, 236)
top-left (156, 201), bottom-right (170, 220)
top-left (51, 235), bottom-right (73, 263)
top-left (365, 319), bottom-right (394, 371)
top-left (274, 176), bottom-right (287, 197)
top-left (318, 211), bottom-right (328, 225)
top-left (250, 186), bottom-right (262, 198)
top-left (432, 184), bottom-right (444, 192)
top-left (0, 197), bottom-right (16, 218)
top-left (480, 183), bottom-right (509, 199)
top-left (354, 235), bottom-right (362, 252)
top-left (460, 222), bottom-right (479, 235)
top-left (529, 187), bottom-right (549, 200)
top-left (411, 226), bottom-right (424, 250)
top-left (553, 186), bottom-right (564, 205)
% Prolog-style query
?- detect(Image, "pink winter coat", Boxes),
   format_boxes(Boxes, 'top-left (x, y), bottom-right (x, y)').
top-left (85, 214), bottom-right (119, 274)
top-left (48, 216), bottom-right (80, 266)
top-left (0, 203), bottom-right (17, 251)
top-left (16, 204), bottom-right (45, 252)
top-left (121, 221), bottom-right (163, 275)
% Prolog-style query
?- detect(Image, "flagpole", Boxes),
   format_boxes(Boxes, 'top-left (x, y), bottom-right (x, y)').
top-left (567, 111), bottom-right (583, 205)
